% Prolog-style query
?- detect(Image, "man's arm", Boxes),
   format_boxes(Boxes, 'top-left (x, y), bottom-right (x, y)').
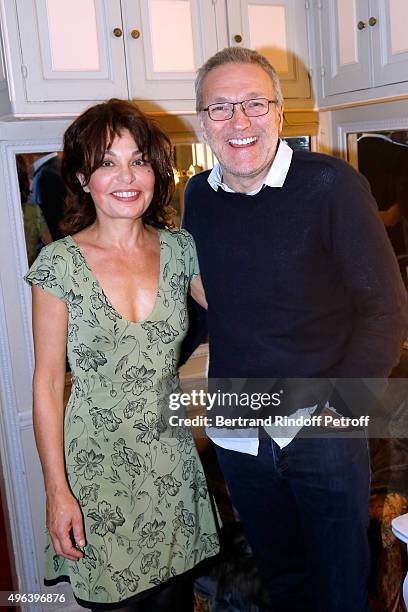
top-left (179, 176), bottom-right (208, 366)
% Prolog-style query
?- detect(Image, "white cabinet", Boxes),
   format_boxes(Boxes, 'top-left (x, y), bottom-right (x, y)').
top-left (318, 0), bottom-right (408, 98)
top-left (371, 0), bottom-right (408, 87)
top-left (1, 0), bottom-right (129, 114)
top-left (14, 0), bottom-right (128, 103)
top-left (226, 0), bottom-right (311, 99)
top-left (0, 0), bottom-right (219, 115)
top-left (319, 0), bottom-right (371, 95)
top-left (126, 0), bottom-right (312, 104)
top-left (123, 1), bottom-right (218, 106)
top-left (0, 0), bottom-right (312, 117)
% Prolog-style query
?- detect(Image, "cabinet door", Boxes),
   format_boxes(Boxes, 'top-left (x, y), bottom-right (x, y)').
top-left (14, 0), bottom-right (128, 102)
top-left (319, 0), bottom-right (371, 95)
top-left (123, 0), bottom-right (218, 104)
top-left (370, 0), bottom-right (408, 86)
top-left (226, 0), bottom-right (311, 99)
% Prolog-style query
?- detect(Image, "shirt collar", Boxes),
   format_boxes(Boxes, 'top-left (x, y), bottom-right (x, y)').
top-left (32, 152), bottom-right (58, 174)
top-left (207, 139), bottom-right (293, 194)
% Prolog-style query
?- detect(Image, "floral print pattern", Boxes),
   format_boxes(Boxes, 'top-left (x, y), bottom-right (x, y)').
top-left (24, 229), bottom-right (219, 607)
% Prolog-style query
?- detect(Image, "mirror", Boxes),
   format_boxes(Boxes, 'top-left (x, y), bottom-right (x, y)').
top-left (171, 143), bottom-right (216, 224)
top-left (346, 130), bottom-right (408, 285)
top-left (16, 138), bottom-right (313, 265)
top-left (16, 152), bottom-right (66, 266)
top-left (16, 144), bottom-right (216, 266)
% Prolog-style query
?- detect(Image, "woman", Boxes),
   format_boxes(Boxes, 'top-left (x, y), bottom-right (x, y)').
top-left (25, 99), bottom-right (219, 611)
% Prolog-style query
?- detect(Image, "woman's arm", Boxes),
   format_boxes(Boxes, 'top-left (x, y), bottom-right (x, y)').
top-left (32, 285), bottom-right (84, 561)
top-left (190, 274), bottom-right (208, 309)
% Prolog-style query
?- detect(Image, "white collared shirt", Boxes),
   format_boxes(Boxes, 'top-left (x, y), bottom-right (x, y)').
top-left (207, 138), bottom-right (293, 194)
top-left (205, 140), bottom-right (317, 455)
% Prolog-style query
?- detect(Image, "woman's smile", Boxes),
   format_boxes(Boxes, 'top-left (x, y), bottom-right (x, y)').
top-left (110, 189), bottom-right (142, 203)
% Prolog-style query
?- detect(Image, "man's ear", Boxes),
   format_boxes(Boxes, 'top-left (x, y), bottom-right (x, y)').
top-left (198, 113), bottom-right (208, 144)
top-left (278, 107), bottom-right (284, 134)
top-left (76, 173), bottom-right (90, 193)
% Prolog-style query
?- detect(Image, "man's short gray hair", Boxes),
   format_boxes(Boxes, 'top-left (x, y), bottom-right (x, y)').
top-left (195, 47), bottom-right (284, 112)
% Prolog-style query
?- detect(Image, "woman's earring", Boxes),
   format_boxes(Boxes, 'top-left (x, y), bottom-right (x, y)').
top-left (83, 185), bottom-right (90, 193)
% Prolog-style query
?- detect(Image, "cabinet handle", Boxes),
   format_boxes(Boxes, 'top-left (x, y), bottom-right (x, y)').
top-left (368, 16), bottom-right (377, 26)
top-left (233, 34), bottom-right (242, 43)
top-left (357, 20), bottom-right (366, 30)
top-left (131, 29), bottom-right (141, 39)
top-left (113, 27), bottom-right (123, 37)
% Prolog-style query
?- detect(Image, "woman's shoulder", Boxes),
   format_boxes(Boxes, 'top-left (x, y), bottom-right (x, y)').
top-left (28, 237), bottom-right (77, 274)
top-left (38, 236), bottom-right (73, 258)
top-left (161, 227), bottom-right (195, 245)
top-left (25, 236), bottom-right (73, 291)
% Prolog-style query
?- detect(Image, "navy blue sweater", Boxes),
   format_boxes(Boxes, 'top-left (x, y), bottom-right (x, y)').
top-left (183, 151), bottom-right (407, 379)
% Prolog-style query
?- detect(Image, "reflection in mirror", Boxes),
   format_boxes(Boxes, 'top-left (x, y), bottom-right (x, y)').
top-left (347, 130), bottom-right (408, 286)
top-left (17, 138), bottom-right (312, 266)
top-left (282, 136), bottom-right (311, 152)
top-left (16, 154), bottom-right (53, 265)
top-left (17, 139), bottom-right (313, 265)
top-left (16, 152), bottom-right (66, 265)
top-left (172, 143), bottom-right (216, 225)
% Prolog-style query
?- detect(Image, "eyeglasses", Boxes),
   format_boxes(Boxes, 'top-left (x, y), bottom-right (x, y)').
top-left (201, 97), bottom-right (278, 121)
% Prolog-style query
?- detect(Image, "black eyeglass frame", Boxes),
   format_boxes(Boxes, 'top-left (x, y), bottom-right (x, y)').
top-left (201, 97), bottom-right (279, 121)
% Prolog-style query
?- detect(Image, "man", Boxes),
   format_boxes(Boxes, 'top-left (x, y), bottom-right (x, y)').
top-left (183, 47), bottom-right (408, 612)
top-left (358, 133), bottom-right (408, 252)
top-left (31, 152), bottom-right (67, 240)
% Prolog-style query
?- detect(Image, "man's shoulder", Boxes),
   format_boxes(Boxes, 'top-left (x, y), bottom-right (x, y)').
top-left (184, 171), bottom-right (213, 210)
top-left (183, 171), bottom-right (213, 230)
top-left (290, 150), bottom-right (362, 187)
top-left (292, 150), bottom-right (352, 171)
top-left (186, 170), bottom-right (211, 187)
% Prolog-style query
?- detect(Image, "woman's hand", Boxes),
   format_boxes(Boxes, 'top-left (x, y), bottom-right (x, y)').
top-left (46, 490), bottom-right (85, 561)
top-left (190, 274), bottom-right (208, 309)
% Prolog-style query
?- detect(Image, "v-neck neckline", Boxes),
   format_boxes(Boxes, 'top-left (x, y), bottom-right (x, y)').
top-left (67, 229), bottom-right (163, 325)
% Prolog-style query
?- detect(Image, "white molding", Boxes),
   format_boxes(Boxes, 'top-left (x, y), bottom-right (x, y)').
top-left (335, 112), bottom-right (408, 159)
top-left (0, 134), bottom-right (64, 612)
top-left (0, 244), bottom-right (41, 609)
top-left (18, 409), bottom-right (32, 430)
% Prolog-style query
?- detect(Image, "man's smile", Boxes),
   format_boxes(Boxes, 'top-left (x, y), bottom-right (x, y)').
top-left (228, 136), bottom-right (257, 147)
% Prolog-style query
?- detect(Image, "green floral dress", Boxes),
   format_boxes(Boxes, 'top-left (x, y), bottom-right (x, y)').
top-left (25, 228), bottom-right (219, 607)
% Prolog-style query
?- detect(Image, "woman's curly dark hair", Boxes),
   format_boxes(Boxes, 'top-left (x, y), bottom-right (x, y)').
top-left (60, 99), bottom-right (175, 235)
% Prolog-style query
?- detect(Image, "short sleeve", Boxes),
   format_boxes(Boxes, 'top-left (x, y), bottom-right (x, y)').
top-left (24, 241), bottom-right (66, 300)
top-left (181, 229), bottom-right (200, 282)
